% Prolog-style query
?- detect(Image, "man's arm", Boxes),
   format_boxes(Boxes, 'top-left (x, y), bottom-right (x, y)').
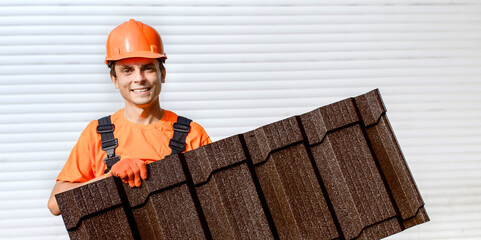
top-left (48, 157), bottom-right (147, 216)
top-left (47, 173), bottom-right (111, 216)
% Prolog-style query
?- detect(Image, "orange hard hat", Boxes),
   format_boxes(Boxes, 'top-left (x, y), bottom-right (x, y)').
top-left (105, 19), bottom-right (166, 64)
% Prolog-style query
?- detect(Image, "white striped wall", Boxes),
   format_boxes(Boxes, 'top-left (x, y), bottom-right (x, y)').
top-left (0, 1), bottom-right (480, 239)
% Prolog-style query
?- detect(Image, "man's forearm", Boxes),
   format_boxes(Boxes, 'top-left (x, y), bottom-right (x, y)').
top-left (47, 174), bottom-right (110, 216)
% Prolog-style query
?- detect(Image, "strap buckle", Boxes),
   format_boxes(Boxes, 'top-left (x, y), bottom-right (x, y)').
top-left (101, 138), bottom-right (118, 158)
top-left (173, 122), bottom-right (190, 133)
top-left (101, 138), bottom-right (118, 150)
top-left (97, 124), bottom-right (115, 134)
top-left (169, 139), bottom-right (186, 152)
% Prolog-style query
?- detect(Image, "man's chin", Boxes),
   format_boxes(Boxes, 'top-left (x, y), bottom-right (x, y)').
top-left (129, 98), bottom-right (159, 108)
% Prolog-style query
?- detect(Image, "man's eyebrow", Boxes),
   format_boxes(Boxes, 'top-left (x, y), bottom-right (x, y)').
top-left (117, 65), bottom-right (132, 69)
top-left (142, 63), bottom-right (156, 67)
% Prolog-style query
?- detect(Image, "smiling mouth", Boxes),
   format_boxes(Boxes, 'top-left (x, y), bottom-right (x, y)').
top-left (131, 87), bottom-right (151, 93)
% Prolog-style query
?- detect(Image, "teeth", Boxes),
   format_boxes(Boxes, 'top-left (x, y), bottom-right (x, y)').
top-left (133, 89), bottom-right (148, 93)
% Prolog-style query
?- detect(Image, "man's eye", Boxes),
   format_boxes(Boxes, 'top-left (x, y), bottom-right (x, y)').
top-left (145, 66), bottom-right (155, 71)
top-left (122, 69), bottom-right (131, 74)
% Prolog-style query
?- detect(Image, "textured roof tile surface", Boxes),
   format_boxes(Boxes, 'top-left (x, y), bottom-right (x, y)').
top-left (56, 89), bottom-right (429, 239)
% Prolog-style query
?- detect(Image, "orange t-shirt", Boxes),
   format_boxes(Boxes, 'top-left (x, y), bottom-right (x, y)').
top-left (57, 109), bottom-right (212, 183)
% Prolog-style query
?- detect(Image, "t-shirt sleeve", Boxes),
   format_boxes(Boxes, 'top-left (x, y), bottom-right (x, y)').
top-left (56, 121), bottom-right (98, 183)
top-left (185, 121), bottom-right (212, 151)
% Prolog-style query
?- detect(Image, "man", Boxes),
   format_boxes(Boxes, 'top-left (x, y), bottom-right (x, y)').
top-left (47, 19), bottom-right (211, 215)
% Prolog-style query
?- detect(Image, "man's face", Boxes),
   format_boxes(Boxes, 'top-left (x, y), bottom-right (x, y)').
top-left (111, 58), bottom-right (164, 108)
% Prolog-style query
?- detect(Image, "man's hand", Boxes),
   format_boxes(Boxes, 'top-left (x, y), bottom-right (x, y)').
top-left (110, 158), bottom-right (148, 187)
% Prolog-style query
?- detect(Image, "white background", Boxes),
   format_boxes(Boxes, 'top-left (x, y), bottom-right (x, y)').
top-left (0, 1), bottom-right (480, 239)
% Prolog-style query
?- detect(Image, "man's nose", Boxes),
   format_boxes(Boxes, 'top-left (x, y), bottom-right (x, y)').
top-left (132, 68), bottom-right (146, 83)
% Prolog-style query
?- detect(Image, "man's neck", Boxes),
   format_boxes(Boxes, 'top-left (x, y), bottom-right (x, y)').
top-left (123, 101), bottom-right (164, 125)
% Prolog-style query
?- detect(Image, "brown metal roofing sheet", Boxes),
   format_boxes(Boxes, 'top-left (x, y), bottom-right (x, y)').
top-left (244, 116), bottom-right (339, 239)
top-left (184, 136), bottom-right (273, 239)
top-left (56, 89), bottom-right (429, 240)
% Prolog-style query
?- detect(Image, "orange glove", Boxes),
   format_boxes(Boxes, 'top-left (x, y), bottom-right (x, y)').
top-left (110, 158), bottom-right (148, 187)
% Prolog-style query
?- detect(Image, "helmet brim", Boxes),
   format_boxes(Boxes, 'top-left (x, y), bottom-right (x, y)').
top-left (105, 51), bottom-right (166, 64)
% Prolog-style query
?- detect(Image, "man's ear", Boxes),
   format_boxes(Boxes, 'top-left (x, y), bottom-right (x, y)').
top-left (110, 74), bottom-right (119, 89)
top-left (161, 66), bottom-right (166, 83)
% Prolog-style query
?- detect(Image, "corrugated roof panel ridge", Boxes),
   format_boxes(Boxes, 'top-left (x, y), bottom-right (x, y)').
top-left (56, 89), bottom-right (429, 240)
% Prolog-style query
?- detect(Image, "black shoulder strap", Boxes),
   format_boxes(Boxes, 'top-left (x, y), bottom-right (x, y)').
top-left (168, 116), bottom-right (192, 156)
top-left (97, 116), bottom-right (120, 174)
